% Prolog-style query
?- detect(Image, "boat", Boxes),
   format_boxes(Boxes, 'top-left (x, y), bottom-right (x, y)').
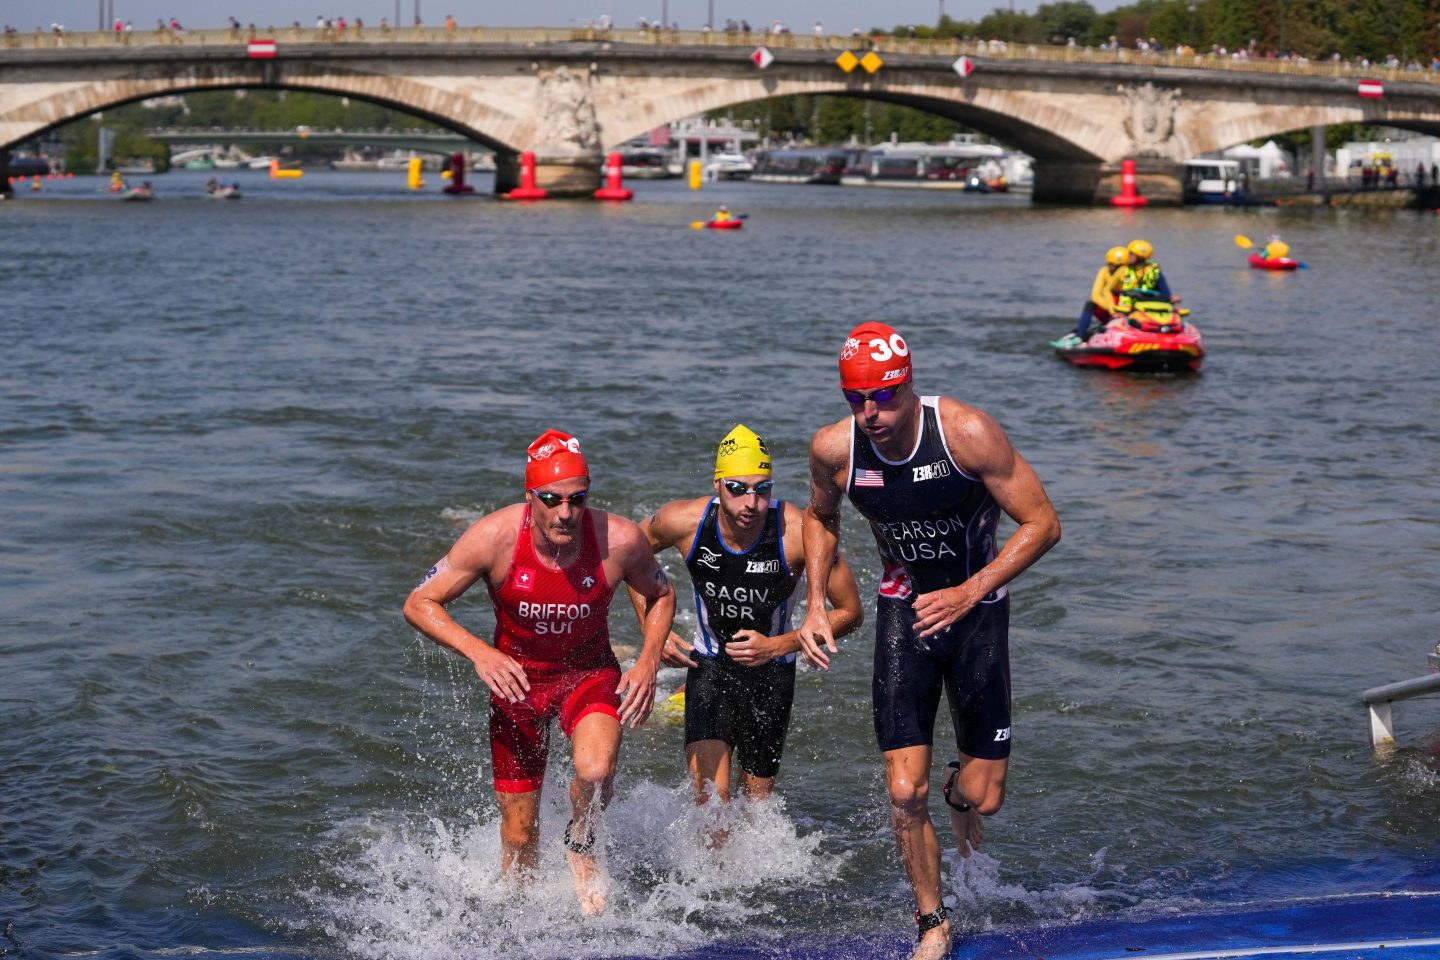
top-left (245, 156), bottom-right (277, 170)
top-left (749, 147), bottom-right (855, 185)
top-left (620, 147), bottom-right (677, 179)
top-left (205, 180), bottom-right (241, 199)
top-left (705, 218), bottom-right (743, 230)
top-left (1183, 158), bottom-right (1245, 204)
top-left (1249, 253), bottom-right (1300, 270)
top-left (841, 149), bottom-right (963, 188)
top-left (704, 151), bottom-right (753, 180)
top-left (1053, 291), bottom-right (1204, 373)
top-left (120, 184), bottom-right (155, 201)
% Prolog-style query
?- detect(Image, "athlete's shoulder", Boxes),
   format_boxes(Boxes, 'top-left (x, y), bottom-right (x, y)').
top-left (809, 416), bottom-right (851, 465)
top-left (933, 395), bottom-right (1014, 472)
top-left (452, 502), bottom-right (525, 565)
top-left (644, 496), bottom-right (712, 549)
top-left (594, 507), bottom-right (651, 554)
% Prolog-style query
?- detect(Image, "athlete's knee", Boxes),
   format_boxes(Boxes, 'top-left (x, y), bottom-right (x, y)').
top-left (572, 752), bottom-right (617, 787)
top-left (974, 791), bottom-right (1005, 817)
top-left (887, 775), bottom-right (930, 817)
top-left (967, 774), bottom-right (1006, 816)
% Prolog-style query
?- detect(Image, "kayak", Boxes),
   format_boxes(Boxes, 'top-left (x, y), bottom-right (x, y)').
top-left (1053, 293), bottom-right (1204, 373)
top-left (706, 219), bottom-right (743, 230)
top-left (1249, 253), bottom-right (1300, 270)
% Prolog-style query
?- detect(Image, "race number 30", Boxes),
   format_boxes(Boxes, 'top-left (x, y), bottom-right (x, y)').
top-left (867, 334), bottom-right (909, 361)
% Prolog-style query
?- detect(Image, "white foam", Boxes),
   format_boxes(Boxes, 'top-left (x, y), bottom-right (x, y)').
top-left (303, 781), bottom-right (848, 960)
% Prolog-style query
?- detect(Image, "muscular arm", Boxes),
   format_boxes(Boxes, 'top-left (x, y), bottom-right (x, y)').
top-left (401, 506), bottom-right (531, 702)
top-left (728, 505), bottom-right (864, 667)
top-left (911, 401), bottom-right (1061, 638)
top-left (624, 499), bottom-right (704, 667)
top-left (797, 421), bottom-right (851, 668)
top-left (613, 517), bottom-right (677, 728)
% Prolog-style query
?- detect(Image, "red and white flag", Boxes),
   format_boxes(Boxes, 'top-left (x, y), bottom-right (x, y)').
top-left (751, 46), bottom-right (774, 69)
top-left (1357, 79), bottom-right (1383, 99)
top-left (854, 468), bottom-right (885, 488)
top-left (247, 39), bottom-right (277, 58)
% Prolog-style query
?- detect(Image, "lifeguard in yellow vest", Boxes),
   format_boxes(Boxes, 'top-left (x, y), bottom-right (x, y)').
top-left (712, 204), bottom-right (733, 223)
top-left (1113, 239), bottom-right (1177, 311)
top-left (1072, 245), bottom-right (1130, 341)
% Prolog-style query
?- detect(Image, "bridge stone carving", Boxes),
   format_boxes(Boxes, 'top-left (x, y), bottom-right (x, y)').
top-left (4, 35), bottom-right (1440, 201)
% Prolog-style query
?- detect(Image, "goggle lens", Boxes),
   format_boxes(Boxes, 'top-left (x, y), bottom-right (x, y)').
top-left (533, 490), bottom-right (589, 508)
top-left (843, 387), bottom-right (898, 406)
top-left (722, 479), bottom-right (774, 498)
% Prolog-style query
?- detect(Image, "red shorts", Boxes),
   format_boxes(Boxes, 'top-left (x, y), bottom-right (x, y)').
top-left (488, 665), bottom-right (621, 793)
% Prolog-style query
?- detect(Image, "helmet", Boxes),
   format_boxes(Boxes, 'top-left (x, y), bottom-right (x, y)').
top-left (1128, 239), bottom-right (1153, 260)
top-left (1105, 245), bottom-right (1129, 266)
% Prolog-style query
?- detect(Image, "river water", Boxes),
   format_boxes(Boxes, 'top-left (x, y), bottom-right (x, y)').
top-left (3, 169), bottom-right (1439, 960)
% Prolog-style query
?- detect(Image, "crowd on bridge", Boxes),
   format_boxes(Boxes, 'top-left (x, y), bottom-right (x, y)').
top-left (6, 15), bottom-right (1440, 75)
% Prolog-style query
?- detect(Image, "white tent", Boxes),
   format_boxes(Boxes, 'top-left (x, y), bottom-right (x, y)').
top-left (1219, 140), bottom-right (1292, 179)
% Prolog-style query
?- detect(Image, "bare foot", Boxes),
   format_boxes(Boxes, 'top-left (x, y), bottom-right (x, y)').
top-left (949, 804), bottom-right (984, 858)
top-left (565, 848), bottom-right (608, 916)
top-left (911, 920), bottom-right (951, 960)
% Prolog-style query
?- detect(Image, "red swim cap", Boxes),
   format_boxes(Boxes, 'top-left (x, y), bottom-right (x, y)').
top-left (838, 322), bottom-right (913, 390)
top-left (525, 429), bottom-right (589, 489)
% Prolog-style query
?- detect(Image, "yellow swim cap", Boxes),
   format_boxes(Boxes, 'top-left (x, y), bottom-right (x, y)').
top-left (714, 424), bottom-right (772, 480)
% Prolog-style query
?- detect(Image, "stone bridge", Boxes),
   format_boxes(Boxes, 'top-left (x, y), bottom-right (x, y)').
top-left (4, 27), bottom-right (1440, 201)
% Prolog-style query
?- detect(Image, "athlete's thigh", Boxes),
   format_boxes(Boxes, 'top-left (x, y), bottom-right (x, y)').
top-left (489, 694), bottom-right (553, 795)
top-left (570, 709), bottom-right (622, 776)
top-left (733, 661), bottom-right (796, 779)
top-left (943, 599), bottom-right (1012, 760)
top-left (684, 657), bottom-right (737, 747)
top-left (873, 595), bottom-right (945, 752)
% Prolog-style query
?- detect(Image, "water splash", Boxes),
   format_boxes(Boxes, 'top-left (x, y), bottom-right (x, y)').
top-left (302, 781), bottom-right (848, 960)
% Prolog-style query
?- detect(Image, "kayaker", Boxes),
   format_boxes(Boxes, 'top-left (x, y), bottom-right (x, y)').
top-left (1073, 245), bottom-right (1130, 341)
top-left (1262, 235), bottom-right (1290, 262)
top-left (713, 204), bottom-right (733, 223)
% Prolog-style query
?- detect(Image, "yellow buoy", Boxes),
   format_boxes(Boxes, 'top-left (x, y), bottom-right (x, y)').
top-left (688, 159), bottom-right (702, 190)
top-left (407, 156), bottom-right (425, 190)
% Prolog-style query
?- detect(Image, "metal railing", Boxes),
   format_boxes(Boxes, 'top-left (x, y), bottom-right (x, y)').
top-left (6, 27), bottom-right (1440, 88)
top-left (1362, 671), bottom-right (1440, 748)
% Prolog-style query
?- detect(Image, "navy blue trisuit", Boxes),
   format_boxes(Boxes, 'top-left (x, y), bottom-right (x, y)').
top-left (682, 498), bottom-right (801, 779)
top-left (846, 396), bottom-right (1013, 760)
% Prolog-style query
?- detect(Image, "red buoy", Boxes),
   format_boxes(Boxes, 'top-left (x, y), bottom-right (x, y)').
top-left (505, 151), bottom-right (548, 201)
top-left (1110, 158), bottom-right (1148, 207)
top-left (442, 151), bottom-right (474, 195)
top-left (593, 151), bottom-right (633, 201)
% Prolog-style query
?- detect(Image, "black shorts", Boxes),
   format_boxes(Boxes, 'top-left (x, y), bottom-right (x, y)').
top-left (872, 594), bottom-right (1011, 759)
top-left (685, 655), bottom-right (796, 779)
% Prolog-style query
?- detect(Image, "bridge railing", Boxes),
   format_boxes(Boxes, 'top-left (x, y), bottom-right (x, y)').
top-left (6, 26), bottom-right (1439, 88)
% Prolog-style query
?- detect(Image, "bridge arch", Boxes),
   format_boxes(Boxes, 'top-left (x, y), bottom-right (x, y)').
top-left (596, 71), bottom-right (1108, 163)
top-left (0, 63), bottom-right (529, 155)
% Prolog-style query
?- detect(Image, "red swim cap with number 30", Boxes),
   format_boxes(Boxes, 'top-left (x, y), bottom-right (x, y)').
top-left (838, 322), bottom-right (913, 390)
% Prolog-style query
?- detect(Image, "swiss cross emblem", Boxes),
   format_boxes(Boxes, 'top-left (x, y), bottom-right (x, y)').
top-left (514, 568), bottom-right (535, 591)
